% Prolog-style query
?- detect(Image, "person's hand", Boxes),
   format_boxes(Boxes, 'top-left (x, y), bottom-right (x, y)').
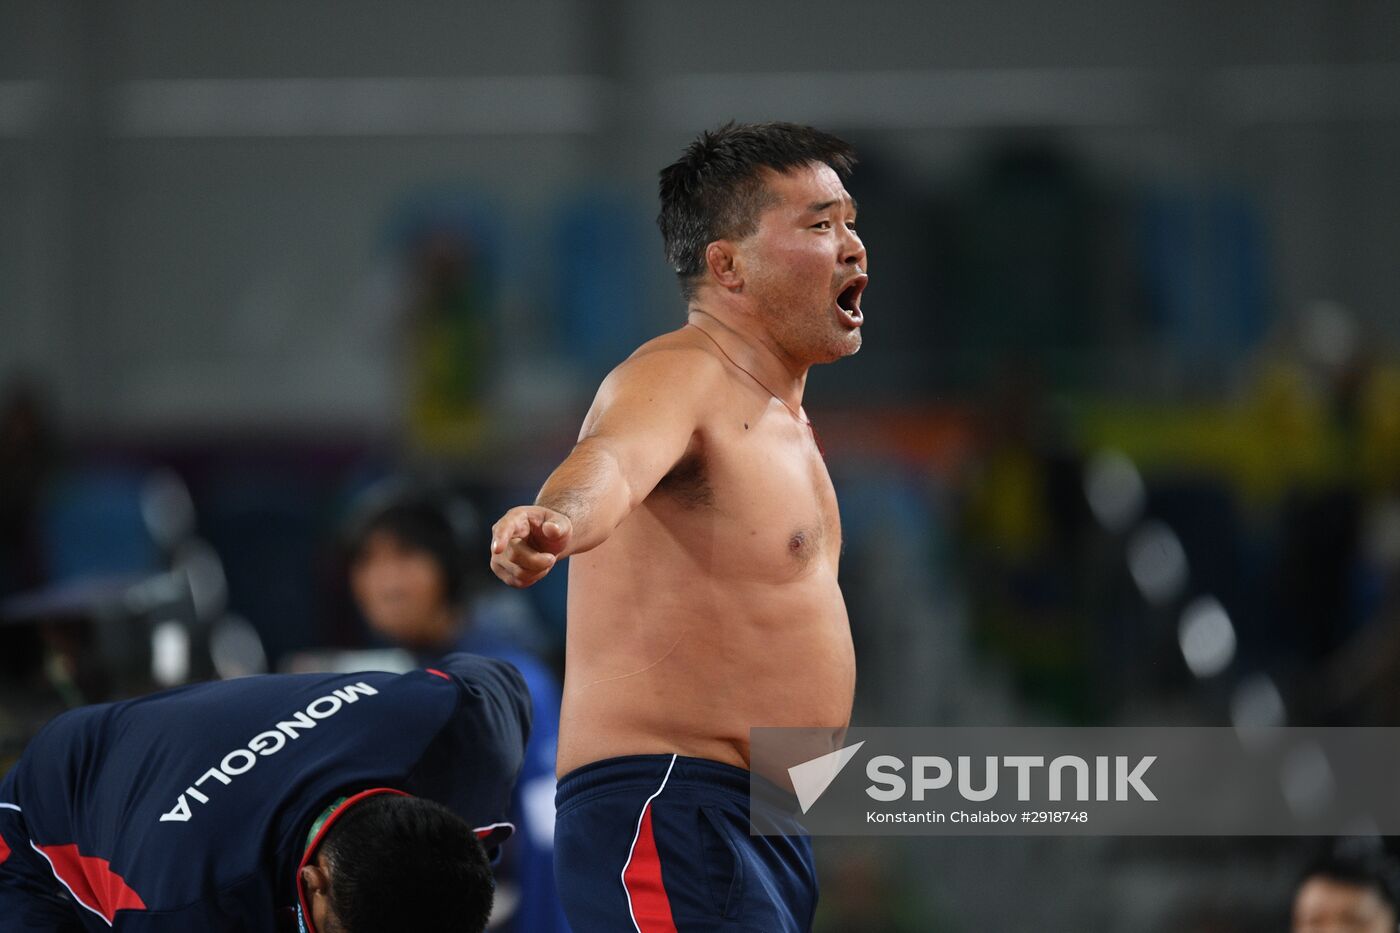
top-left (490, 506), bottom-right (572, 588)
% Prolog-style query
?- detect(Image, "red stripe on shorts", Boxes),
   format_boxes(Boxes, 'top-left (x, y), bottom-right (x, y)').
top-left (622, 803), bottom-right (678, 933)
top-left (0, 831), bottom-right (10, 866)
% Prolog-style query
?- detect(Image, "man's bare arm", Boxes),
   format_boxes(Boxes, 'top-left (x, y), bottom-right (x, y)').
top-left (532, 440), bottom-right (627, 555)
top-left (489, 346), bottom-right (721, 587)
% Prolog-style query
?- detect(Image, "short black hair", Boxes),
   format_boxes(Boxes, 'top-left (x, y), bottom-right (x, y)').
top-left (321, 794), bottom-right (494, 933)
top-left (657, 121), bottom-right (857, 299)
top-left (1298, 852), bottom-right (1400, 917)
top-left (344, 482), bottom-right (479, 606)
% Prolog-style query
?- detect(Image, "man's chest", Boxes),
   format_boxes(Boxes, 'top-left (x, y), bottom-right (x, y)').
top-left (653, 416), bottom-right (842, 573)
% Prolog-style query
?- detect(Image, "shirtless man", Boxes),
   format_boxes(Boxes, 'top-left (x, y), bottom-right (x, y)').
top-left (490, 122), bottom-right (866, 932)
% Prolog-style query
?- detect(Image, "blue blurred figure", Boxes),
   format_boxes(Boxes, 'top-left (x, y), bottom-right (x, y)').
top-left (345, 481), bottom-right (569, 933)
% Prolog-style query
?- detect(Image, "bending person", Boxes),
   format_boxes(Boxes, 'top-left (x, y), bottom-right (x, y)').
top-left (0, 652), bottom-right (530, 932)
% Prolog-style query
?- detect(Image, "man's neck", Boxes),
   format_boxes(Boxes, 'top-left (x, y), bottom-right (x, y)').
top-left (685, 306), bottom-right (809, 413)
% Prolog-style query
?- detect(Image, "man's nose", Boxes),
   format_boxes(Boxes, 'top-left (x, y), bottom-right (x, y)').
top-left (841, 228), bottom-right (866, 269)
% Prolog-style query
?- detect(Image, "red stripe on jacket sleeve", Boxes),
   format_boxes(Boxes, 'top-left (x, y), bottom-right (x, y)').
top-left (36, 843), bottom-right (146, 923)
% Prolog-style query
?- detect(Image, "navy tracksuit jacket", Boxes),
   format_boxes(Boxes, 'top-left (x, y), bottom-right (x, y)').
top-left (0, 652), bottom-right (530, 931)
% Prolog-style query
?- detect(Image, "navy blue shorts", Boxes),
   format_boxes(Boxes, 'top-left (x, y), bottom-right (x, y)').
top-left (554, 754), bottom-right (817, 933)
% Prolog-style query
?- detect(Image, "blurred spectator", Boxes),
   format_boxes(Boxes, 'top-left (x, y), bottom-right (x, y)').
top-left (345, 480), bottom-right (568, 933)
top-left (959, 361), bottom-right (1094, 719)
top-left (945, 139), bottom-right (1107, 379)
top-left (397, 211), bottom-right (500, 457)
top-left (0, 379), bottom-right (57, 599)
top-left (1292, 851), bottom-right (1400, 933)
top-left (1245, 305), bottom-right (1400, 721)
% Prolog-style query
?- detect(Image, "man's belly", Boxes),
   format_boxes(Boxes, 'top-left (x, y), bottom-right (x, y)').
top-left (555, 575), bottom-right (855, 779)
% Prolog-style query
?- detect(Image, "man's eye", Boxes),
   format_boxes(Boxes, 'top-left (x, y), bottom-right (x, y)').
top-left (846, 222), bottom-right (858, 231)
top-left (812, 221), bottom-right (831, 230)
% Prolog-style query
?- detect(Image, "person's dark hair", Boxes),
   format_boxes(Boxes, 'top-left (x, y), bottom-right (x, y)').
top-left (344, 481), bottom-right (479, 605)
top-left (1298, 851), bottom-right (1400, 917)
top-left (321, 794), bottom-right (494, 933)
top-left (657, 121), bottom-right (856, 299)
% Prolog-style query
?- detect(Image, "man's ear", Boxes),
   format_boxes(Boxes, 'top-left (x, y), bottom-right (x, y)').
top-left (302, 859), bottom-right (337, 931)
top-left (704, 240), bottom-right (743, 291)
top-left (301, 862), bottom-right (331, 899)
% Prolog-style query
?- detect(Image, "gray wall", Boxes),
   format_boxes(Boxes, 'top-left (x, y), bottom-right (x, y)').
top-left (3, 0), bottom-right (1398, 430)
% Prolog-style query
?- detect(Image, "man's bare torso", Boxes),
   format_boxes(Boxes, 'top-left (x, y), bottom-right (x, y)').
top-left (556, 328), bottom-right (855, 779)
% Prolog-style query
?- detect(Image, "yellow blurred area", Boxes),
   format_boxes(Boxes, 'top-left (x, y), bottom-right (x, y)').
top-left (1078, 361), bottom-right (1400, 501)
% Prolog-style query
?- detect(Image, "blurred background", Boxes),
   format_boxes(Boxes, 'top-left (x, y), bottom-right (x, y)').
top-left (3, 1), bottom-right (1400, 929)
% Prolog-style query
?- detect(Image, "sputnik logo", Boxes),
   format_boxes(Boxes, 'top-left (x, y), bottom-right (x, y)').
top-left (788, 741), bottom-right (866, 814)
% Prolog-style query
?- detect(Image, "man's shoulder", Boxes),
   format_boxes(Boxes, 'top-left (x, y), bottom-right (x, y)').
top-left (591, 329), bottom-right (728, 410)
top-left (621, 328), bottom-right (726, 375)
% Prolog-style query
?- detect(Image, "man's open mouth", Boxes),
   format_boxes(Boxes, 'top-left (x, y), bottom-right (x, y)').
top-left (835, 274), bottom-right (867, 327)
